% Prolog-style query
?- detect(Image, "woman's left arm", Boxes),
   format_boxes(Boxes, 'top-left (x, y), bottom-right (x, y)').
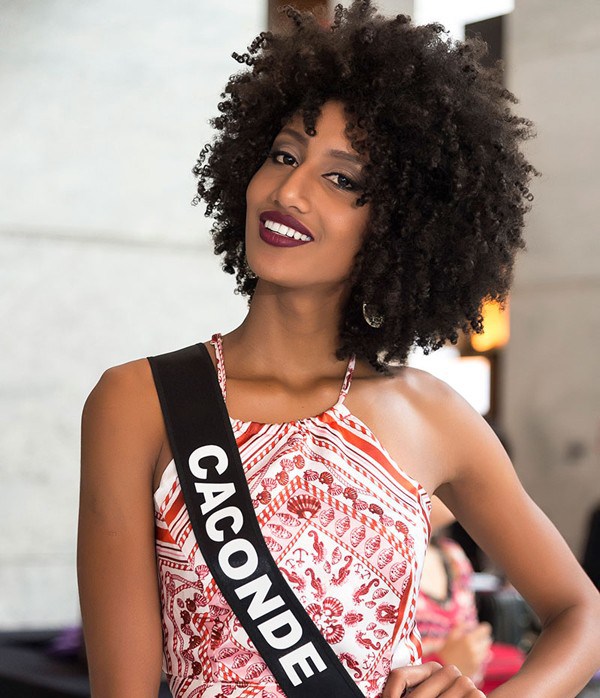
top-left (434, 385), bottom-right (600, 698)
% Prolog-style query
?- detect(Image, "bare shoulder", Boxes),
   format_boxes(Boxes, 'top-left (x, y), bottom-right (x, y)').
top-left (349, 361), bottom-right (488, 494)
top-left (85, 357), bottom-right (159, 417)
top-left (82, 357), bottom-right (165, 481)
top-left (403, 358), bottom-right (481, 415)
top-left (86, 356), bottom-right (154, 401)
top-left (385, 363), bottom-right (459, 403)
top-left (387, 366), bottom-right (519, 505)
top-left (392, 364), bottom-right (500, 474)
top-left (367, 362), bottom-right (473, 429)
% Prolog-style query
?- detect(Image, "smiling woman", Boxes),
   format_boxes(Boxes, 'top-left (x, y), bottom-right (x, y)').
top-left (77, 2), bottom-right (600, 697)
top-left (245, 101), bottom-right (371, 289)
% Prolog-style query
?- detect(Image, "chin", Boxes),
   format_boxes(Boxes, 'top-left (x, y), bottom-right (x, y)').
top-left (252, 271), bottom-right (306, 290)
top-left (244, 247), bottom-right (303, 288)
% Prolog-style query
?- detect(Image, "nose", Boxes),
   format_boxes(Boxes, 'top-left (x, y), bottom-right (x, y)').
top-left (272, 161), bottom-right (312, 213)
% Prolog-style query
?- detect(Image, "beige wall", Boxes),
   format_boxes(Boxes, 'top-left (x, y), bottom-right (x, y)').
top-left (336, 0), bottom-right (414, 18)
top-left (0, 0), bottom-right (256, 629)
top-left (371, 0), bottom-right (413, 16)
top-left (502, 0), bottom-right (600, 554)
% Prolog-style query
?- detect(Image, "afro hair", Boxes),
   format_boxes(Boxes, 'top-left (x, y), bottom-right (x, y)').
top-left (192, 0), bottom-right (541, 372)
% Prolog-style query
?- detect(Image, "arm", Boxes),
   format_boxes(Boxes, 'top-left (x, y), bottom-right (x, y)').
top-left (433, 383), bottom-right (600, 697)
top-left (77, 361), bottom-right (165, 697)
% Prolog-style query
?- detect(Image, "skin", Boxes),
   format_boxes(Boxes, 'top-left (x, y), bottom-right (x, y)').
top-left (244, 105), bottom-right (371, 292)
top-left (78, 101), bottom-right (600, 697)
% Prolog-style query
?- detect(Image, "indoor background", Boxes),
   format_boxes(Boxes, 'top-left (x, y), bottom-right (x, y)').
top-left (1, 0), bottom-right (598, 635)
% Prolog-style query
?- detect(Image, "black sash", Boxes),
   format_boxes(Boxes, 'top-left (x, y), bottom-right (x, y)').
top-left (148, 343), bottom-right (365, 697)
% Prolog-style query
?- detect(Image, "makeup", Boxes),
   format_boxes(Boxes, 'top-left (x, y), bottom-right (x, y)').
top-left (259, 210), bottom-right (314, 247)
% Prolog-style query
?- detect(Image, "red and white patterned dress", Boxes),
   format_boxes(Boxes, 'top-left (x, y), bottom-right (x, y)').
top-left (154, 333), bottom-right (432, 698)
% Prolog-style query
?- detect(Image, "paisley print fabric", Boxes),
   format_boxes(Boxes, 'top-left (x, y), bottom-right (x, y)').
top-left (154, 333), bottom-right (431, 698)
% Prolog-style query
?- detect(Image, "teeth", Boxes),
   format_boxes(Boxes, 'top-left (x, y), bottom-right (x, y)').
top-left (264, 219), bottom-right (312, 242)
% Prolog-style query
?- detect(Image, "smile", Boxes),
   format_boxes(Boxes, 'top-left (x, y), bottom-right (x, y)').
top-left (258, 210), bottom-right (314, 248)
top-left (263, 220), bottom-right (312, 242)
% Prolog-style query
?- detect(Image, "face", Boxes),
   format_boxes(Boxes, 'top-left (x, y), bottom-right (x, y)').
top-left (245, 100), bottom-right (371, 292)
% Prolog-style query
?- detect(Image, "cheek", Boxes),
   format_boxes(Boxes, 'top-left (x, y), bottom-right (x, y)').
top-left (346, 208), bottom-right (371, 251)
top-left (245, 173), bottom-right (259, 209)
top-left (245, 172), bottom-right (265, 235)
top-left (327, 211), bottom-right (371, 276)
top-left (246, 161), bottom-right (271, 204)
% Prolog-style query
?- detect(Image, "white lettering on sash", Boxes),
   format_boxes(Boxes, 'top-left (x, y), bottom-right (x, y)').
top-left (218, 537), bottom-right (258, 580)
top-left (279, 641), bottom-right (328, 686)
top-left (188, 441), bottom-right (325, 687)
top-left (195, 481), bottom-right (236, 515)
top-left (188, 444), bottom-right (228, 480)
top-left (257, 609), bottom-right (303, 650)
top-left (205, 505), bottom-right (244, 542)
top-left (235, 573), bottom-right (285, 620)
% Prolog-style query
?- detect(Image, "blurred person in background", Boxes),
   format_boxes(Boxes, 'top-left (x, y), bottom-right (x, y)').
top-left (417, 497), bottom-right (526, 694)
top-left (77, 2), bottom-right (600, 697)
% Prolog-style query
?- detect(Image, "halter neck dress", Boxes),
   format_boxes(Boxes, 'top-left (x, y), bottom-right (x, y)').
top-left (154, 333), bottom-right (431, 698)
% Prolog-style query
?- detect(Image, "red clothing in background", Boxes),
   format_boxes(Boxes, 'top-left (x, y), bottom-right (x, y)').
top-left (416, 537), bottom-right (525, 693)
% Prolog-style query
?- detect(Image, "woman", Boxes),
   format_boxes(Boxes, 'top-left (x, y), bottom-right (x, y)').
top-left (77, 2), bottom-right (600, 697)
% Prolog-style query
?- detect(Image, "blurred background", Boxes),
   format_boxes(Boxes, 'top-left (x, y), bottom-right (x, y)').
top-left (0, 0), bottom-right (598, 681)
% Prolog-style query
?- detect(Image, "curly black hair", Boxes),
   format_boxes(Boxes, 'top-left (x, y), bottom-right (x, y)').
top-left (192, 0), bottom-right (540, 372)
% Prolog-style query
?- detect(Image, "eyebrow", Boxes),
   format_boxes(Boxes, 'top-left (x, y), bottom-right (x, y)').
top-left (277, 127), bottom-right (365, 167)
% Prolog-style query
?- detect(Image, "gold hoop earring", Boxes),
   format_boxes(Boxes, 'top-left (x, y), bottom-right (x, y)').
top-left (362, 302), bottom-right (384, 329)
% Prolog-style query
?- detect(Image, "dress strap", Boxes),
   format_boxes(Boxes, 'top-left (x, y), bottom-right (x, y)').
top-left (209, 333), bottom-right (227, 402)
top-left (337, 354), bottom-right (356, 406)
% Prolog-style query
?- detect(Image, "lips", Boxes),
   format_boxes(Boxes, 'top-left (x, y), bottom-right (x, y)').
top-left (258, 210), bottom-right (314, 248)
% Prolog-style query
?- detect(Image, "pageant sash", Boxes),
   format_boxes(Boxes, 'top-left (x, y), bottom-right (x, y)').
top-left (148, 343), bottom-right (365, 697)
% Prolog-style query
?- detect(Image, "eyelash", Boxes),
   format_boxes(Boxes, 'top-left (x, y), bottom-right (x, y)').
top-left (267, 150), bottom-right (362, 192)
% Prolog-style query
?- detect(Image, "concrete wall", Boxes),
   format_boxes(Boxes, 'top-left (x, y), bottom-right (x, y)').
top-left (502, 0), bottom-right (600, 554)
top-left (340, 0), bottom-right (413, 18)
top-left (0, 0), bottom-right (258, 628)
top-left (370, 0), bottom-right (413, 17)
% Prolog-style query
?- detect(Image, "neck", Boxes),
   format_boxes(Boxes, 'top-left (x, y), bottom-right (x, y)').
top-left (224, 279), bottom-right (351, 379)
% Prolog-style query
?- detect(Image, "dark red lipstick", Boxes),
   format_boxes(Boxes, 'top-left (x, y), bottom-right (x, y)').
top-left (258, 210), bottom-right (314, 248)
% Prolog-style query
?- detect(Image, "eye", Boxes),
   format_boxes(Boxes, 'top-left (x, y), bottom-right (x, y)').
top-left (325, 172), bottom-right (361, 192)
top-left (268, 150), bottom-right (297, 166)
